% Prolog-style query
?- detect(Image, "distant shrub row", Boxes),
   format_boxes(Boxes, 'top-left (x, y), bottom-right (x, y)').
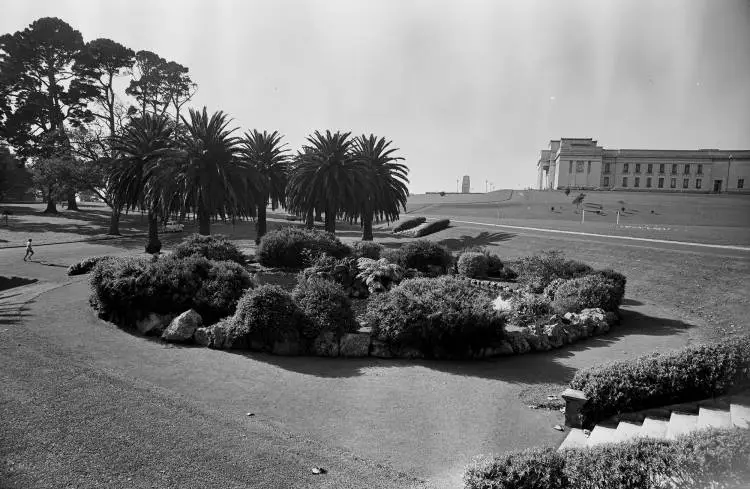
top-left (398, 218), bottom-right (451, 237)
top-left (465, 428), bottom-right (750, 489)
top-left (570, 335), bottom-right (750, 425)
top-left (257, 227), bottom-right (349, 268)
top-left (393, 216), bottom-right (426, 233)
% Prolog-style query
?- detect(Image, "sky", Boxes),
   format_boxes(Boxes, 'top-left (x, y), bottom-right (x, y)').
top-left (3, 0), bottom-right (750, 194)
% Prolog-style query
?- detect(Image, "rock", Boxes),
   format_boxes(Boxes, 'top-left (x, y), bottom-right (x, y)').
top-left (311, 467), bottom-right (326, 475)
top-left (492, 294), bottom-right (514, 312)
top-left (272, 338), bottom-right (301, 356)
top-left (525, 325), bottom-right (552, 351)
top-left (544, 322), bottom-right (567, 348)
top-left (194, 327), bottom-right (213, 347)
top-left (553, 425), bottom-right (565, 432)
top-left (339, 332), bottom-right (370, 357)
top-left (312, 331), bottom-right (339, 357)
top-left (505, 331), bottom-right (531, 354)
top-left (136, 312), bottom-right (173, 335)
top-left (162, 309), bottom-right (203, 343)
top-left (575, 308), bottom-right (610, 336)
top-left (370, 339), bottom-right (393, 358)
top-left (210, 323), bottom-right (229, 350)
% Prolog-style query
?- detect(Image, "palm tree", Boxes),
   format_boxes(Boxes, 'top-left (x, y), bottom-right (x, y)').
top-left (239, 130), bottom-right (290, 244)
top-left (352, 134), bottom-right (409, 240)
top-left (176, 107), bottom-right (263, 235)
top-left (287, 130), bottom-right (364, 233)
top-left (109, 114), bottom-right (179, 253)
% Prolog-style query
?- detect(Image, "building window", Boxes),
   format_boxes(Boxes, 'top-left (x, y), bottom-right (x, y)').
top-left (635, 163), bottom-right (641, 173)
top-left (647, 164), bottom-right (653, 174)
top-left (672, 164), bottom-right (678, 174)
top-left (569, 161), bottom-right (573, 173)
top-left (622, 177), bottom-right (628, 187)
top-left (646, 177), bottom-right (652, 188)
top-left (683, 178), bottom-right (689, 188)
top-left (659, 164), bottom-right (665, 174)
top-left (576, 160), bottom-right (584, 173)
top-left (696, 178), bottom-right (702, 189)
top-left (634, 177), bottom-right (640, 187)
top-left (697, 164), bottom-right (703, 175)
top-left (587, 161), bottom-right (591, 173)
top-left (670, 178), bottom-right (676, 188)
top-left (603, 176), bottom-right (610, 186)
top-left (739, 179), bottom-right (745, 189)
top-left (623, 163), bottom-right (629, 173)
top-left (658, 177), bottom-right (664, 188)
top-left (604, 163), bottom-right (611, 173)
top-left (684, 164), bottom-right (690, 174)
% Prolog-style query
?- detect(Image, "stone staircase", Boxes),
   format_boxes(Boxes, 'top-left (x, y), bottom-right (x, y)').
top-left (559, 394), bottom-right (750, 450)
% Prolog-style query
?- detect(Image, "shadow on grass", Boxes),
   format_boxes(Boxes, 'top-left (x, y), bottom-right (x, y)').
top-left (439, 231), bottom-right (516, 251)
top-left (0, 276), bottom-right (38, 292)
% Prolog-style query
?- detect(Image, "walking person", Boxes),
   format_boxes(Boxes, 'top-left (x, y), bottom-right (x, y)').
top-left (23, 238), bottom-right (34, 261)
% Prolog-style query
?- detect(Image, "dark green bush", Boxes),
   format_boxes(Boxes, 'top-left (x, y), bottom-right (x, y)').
top-left (349, 241), bottom-right (383, 260)
top-left (592, 268), bottom-right (627, 292)
top-left (412, 218), bottom-right (450, 237)
top-left (393, 216), bottom-right (426, 233)
top-left (514, 251), bottom-right (592, 293)
top-left (569, 336), bottom-right (750, 425)
top-left (68, 255), bottom-right (112, 276)
top-left (365, 276), bottom-right (505, 358)
top-left (292, 276), bottom-right (358, 338)
top-left (172, 234), bottom-right (247, 265)
top-left (509, 294), bottom-right (553, 326)
top-left (385, 240), bottom-right (453, 274)
top-left (465, 429), bottom-right (750, 489)
top-left (551, 275), bottom-right (624, 314)
top-left (457, 252), bottom-right (489, 278)
top-left (90, 254), bottom-right (254, 324)
top-left (229, 285), bottom-right (303, 349)
top-left (300, 255), bottom-right (367, 297)
top-left (257, 227), bottom-right (349, 268)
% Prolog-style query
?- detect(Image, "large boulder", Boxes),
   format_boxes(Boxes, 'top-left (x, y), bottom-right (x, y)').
top-left (340, 332), bottom-right (370, 357)
top-left (312, 331), bottom-right (339, 357)
top-left (543, 322), bottom-right (567, 348)
top-left (564, 308), bottom-right (614, 337)
top-left (136, 312), bottom-right (174, 335)
top-left (194, 327), bottom-right (213, 347)
top-left (162, 309), bottom-right (203, 343)
top-left (492, 294), bottom-right (514, 312)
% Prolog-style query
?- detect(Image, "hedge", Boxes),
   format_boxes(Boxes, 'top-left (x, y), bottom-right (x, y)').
top-left (513, 251), bottom-right (592, 293)
top-left (172, 234), bottom-right (247, 265)
top-left (383, 240), bottom-right (453, 274)
top-left (292, 276), bottom-right (358, 339)
top-left (90, 254), bottom-right (254, 324)
top-left (410, 218), bottom-right (450, 237)
top-left (551, 274), bottom-right (624, 314)
top-left (465, 428), bottom-right (750, 489)
top-left (569, 335), bottom-right (750, 425)
top-left (228, 285), bottom-right (303, 349)
top-left (365, 276), bottom-right (505, 358)
top-left (457, 252), bottom-right (489, 279)
top-left (257, 227), bottom-right (349, 268)
top-left (68, 255), bottom-right (112, 276)
top-left (393, 216), bottom-right (426, 233)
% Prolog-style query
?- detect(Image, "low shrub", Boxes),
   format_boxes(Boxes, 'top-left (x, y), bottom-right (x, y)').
top-left (410, 218), bottom-right (450, 237)
top-left (300, 255), bottom-right (367, 297)
top-left (551, 274), bottom-right (624, 314)
top-left (172, 234), bottom-right (247, 266)
top-left (349, 241), bottom-right (383, 260)
top-left (292, 276), bottom-right (358, 338)
top-left (514, 251), bottom-right (593, 293)
top-left (384, 240), bottom-right (453, 275)
top-left (365, 276), bottom-right (505, 357)
top-left (592, 268), bottom-right (627, 292)
top-left (465, 428), bottom-right (750, 489)
top-left (569, 336), bottom-right (750, 425)
top-left (356, 257), bottom-right (405, 293)
top-left (90, 254), bottom-right (254, 324)
top-left (509, 294), bottom-right (553, 326)
top-left (257, 227), bottom-right (349, 268)
top-left (542, 277), bottom-right (568, 300)
top-left (229, 285), bottom-right (303, 348)
top-left (68, 255), bottom-right (112, 276)
top-left (393, 216), bottom-right (426, 233)
top-left (457, 252), bottom-right (489, 279)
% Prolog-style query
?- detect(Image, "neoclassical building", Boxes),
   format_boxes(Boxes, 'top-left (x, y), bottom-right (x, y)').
top-left (537, 138), bottom-right (750, 193)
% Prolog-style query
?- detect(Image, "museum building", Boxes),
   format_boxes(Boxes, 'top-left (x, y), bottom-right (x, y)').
top-left (537, 138), bottom-right (750, 193)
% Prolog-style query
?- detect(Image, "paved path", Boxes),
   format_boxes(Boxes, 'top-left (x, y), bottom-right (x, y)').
top-left (0, 240), bottom-right (696, 488)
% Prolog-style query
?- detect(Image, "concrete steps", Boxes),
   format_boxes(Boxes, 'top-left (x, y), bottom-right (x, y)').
top-left (559, 394), bottom-right (750, 450)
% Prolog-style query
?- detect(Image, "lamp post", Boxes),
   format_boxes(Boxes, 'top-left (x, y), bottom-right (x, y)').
top-left (727, 154), bottom-right (732, 193)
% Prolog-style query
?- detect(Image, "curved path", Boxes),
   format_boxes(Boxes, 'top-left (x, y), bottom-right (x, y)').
top-left (0, 240), bottom-right (697, 489)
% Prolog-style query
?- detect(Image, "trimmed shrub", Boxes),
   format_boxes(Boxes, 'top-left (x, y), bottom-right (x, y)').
top-left (365, 276), bottom-right (505, 357)
top-left (349, 241), bottom-right (383, 260)
top-left (673, 428), bottom-right (750, 487)
top-left (513, 251), bottom-right (593, 293)
top-left (592, 268), bottom-right (627, 292)
top-left (457, 252), bottom-right (489, 279)
top-left (257, 227), bottom-right (349, 268)
top-left (356, 258), bottom-right (405, 293)
top-left (229, 285), bottom-right (303, 348)
top-left (292, 276), bottom-right (358, 338)
top-left (384, 240), bottom-right (453, 274)
top-left (393, 216), bottom-right (426, 233)
top-left (464, 448), bottom-right (567, 489)
top-left (68, 255), bottom-right (112, 276)
top-left (410, 218), bottom-right (450, 237)
top-left (172, 234), bottom-right (247, 266)
top-left (551, 274), bottom-right (624, 314)
top-left (569, 336), bottom-right (750, 425)
top-left (90, 254), bottom-right (254, 325)
top-left (509, 294), bottom-right (553, 326)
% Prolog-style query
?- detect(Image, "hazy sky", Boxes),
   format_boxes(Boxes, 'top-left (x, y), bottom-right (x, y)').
top-left (3, 0), bottom-right (750, 193)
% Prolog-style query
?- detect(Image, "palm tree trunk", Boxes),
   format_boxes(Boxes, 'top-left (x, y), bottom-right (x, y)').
top-left (362, 211), bottom-right (374, 241)
top-left (107, 206), bottom-right (122, 235)
top-left (255, 204), bottom-right (267, 244)
top-left (198, 203), bottom-right (211, 235)
top-left (305, 209), bottom-right (314, 229)
top-left (325, 206), bottom-right (335, 233)
top-left (315, 208), bottom-right (322, 222)
top-left (66, 190), bottom-right (79, 211)
top-left (145, 211), bottom-right (162, 254)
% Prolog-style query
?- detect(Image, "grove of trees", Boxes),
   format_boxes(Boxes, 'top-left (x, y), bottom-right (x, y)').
top-left (0, 17), bottom-right (409, 251)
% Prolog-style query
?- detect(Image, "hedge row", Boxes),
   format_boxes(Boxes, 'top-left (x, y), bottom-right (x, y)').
top-left (465, 428), bottom-right (750, 489)
top-left (393, 216), bottom-right (426, 233)
top-left (257, 227), bottom-right (349, 268)
top-left (570, 335), bottom-right (750, 425)
top-left (401, 218), bottom-right (450, 237)
top-left (381, 240), bottom-right (452, 274)
top-left (172, 234), bottom-right (247, 265)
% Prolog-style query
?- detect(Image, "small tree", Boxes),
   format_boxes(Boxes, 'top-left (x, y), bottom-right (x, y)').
top-left (572, 192), bottom-right (586, 210)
